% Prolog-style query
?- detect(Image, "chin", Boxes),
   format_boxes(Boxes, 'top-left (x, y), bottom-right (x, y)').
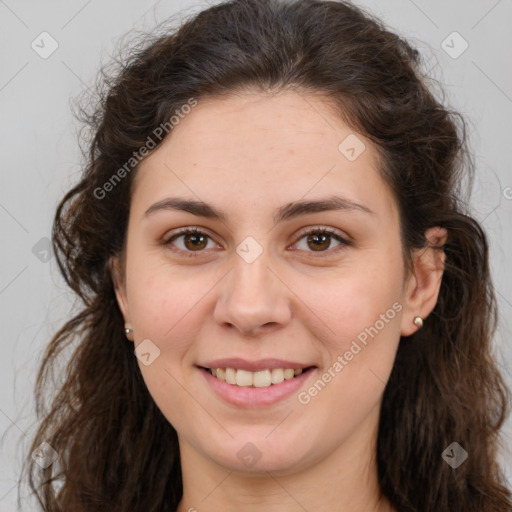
top-left (202, 435), bottom-right (313, 475)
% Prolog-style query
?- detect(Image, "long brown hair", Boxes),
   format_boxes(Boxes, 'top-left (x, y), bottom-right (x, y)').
top-left (22, 0), bottom-right (511, 510)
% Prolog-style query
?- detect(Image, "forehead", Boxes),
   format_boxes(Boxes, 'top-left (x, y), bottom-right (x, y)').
top-left (144, 90), bottom-right (358, 168)
top-left (132, 90), bottom-right (397, 223)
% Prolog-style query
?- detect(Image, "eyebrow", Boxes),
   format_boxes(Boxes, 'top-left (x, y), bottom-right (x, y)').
top-left (144, 195), bottom-right (375, 223)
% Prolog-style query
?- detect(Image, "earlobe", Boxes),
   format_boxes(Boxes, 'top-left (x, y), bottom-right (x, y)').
top-left (400, 226), bottom-right (447, 337)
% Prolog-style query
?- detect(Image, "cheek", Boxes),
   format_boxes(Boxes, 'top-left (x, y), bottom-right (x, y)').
top-left (298, 283), bottom-right (402, 448)
top-left (125, 264), bottom-right (204, 426)
top-left (126, 253), bottom-right (209, 339)
top-left (125, 259), bottom-right (227, 406)
top-left (298, 254), bottom-right (404, 350)
top-left (295, 250), bottom-right (404, 414)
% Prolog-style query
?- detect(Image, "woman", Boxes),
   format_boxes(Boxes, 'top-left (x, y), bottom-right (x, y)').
top-left (24, 0), bottom-right (512, 510)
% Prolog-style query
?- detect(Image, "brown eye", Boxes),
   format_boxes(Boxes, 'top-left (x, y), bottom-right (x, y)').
top-left (164, 228), bottom-right (217, 255)
top-left (306, 232), bottom-right (332, 251)
top-left (292, 227), bottom-right (350, 256)
top-left (163, 226), bottom-right (350, 258)
top-left (182, 232), bottom-right (208, 251)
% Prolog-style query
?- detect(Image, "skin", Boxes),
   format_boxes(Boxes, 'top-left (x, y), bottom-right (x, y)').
top-left (112, 89), bottom-right (447, 512)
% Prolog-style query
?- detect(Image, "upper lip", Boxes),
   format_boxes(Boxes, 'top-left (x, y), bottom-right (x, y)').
top-left (199, 358), bottom-right (316, 372)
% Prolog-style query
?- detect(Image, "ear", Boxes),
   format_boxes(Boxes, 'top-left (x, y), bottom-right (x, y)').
top-left (109, 255), bottom-right (131, 325)
top-left (400, 226), bottom-right (447, 337)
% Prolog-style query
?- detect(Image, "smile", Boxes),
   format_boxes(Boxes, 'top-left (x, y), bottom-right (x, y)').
top-left (198, 363), bottom-right (317, 407)
top-left (204, 367), bottom-right (312, 388)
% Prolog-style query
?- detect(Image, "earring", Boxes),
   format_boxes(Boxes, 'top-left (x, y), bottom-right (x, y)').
top-left (413, 316), bottom-right (423, 329)
top-left (125, 327), bottom-right (133, 336)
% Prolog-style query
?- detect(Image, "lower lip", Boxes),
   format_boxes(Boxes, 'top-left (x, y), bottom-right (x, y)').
top-left (199, 367), bottom-right (316, 407)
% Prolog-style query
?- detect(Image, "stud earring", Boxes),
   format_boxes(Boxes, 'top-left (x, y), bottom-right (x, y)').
top-left (413, 316), bottom-right (423, 329)
top-left (125, 327), bottom-right (133, 336)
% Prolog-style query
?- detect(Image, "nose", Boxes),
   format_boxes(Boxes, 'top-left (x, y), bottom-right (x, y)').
top-left (213, 251), bottom-right (292, 336)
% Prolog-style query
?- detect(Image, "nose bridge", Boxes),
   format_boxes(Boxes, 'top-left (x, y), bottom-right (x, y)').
top-left (230, 248), bottom-right (273, 300)
top-left (214, 239), bottom-right (291, 334)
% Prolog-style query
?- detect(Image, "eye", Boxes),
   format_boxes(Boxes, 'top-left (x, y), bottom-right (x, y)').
top-left (291, 226), bottom-right (350, 257)
top-left (162, 226), bottom-right (350, 257)
top-left (162, 227), bottom-right (219, 257)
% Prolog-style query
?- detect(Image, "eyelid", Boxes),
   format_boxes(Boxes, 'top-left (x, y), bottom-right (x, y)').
top-left (162, 225), bottom-right (351, 257)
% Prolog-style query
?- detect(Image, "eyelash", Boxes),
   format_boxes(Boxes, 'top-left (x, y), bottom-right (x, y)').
top-left (162, 226), bottom-right (351, 259)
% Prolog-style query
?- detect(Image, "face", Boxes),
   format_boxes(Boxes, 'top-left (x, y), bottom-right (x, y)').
top-left (113, 90), bottom-right (431, 476)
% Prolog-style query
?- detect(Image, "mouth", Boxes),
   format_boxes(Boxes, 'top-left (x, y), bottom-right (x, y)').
top-left (196, 357), bottom-right (318, 407)
top-left (199, 366), bottom-right (317, 388)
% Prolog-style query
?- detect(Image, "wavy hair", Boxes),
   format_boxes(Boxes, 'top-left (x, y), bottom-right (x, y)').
top-left (22, 0), bottom-right (511, 510)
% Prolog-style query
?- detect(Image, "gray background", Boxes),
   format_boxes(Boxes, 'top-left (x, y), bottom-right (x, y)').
top-left (1, 0), bottom-right (511, 509)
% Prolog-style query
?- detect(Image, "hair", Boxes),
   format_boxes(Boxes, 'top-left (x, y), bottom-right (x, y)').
top-left (21, 0), bottom-right (511, 510)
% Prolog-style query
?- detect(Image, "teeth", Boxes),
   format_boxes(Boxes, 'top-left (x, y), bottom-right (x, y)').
top-left (235, 369), bottom-right (253, 387)
top-left (271, 368), bottom-right (284, 384)
top-left (208, 367), bottom-right (308, 388)
top-left (253, 370), bottom-right (272, 388)
top-left (283, 368), bottom-right (295, 380)
top-left (225, 368), bottom-right (236, 385)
